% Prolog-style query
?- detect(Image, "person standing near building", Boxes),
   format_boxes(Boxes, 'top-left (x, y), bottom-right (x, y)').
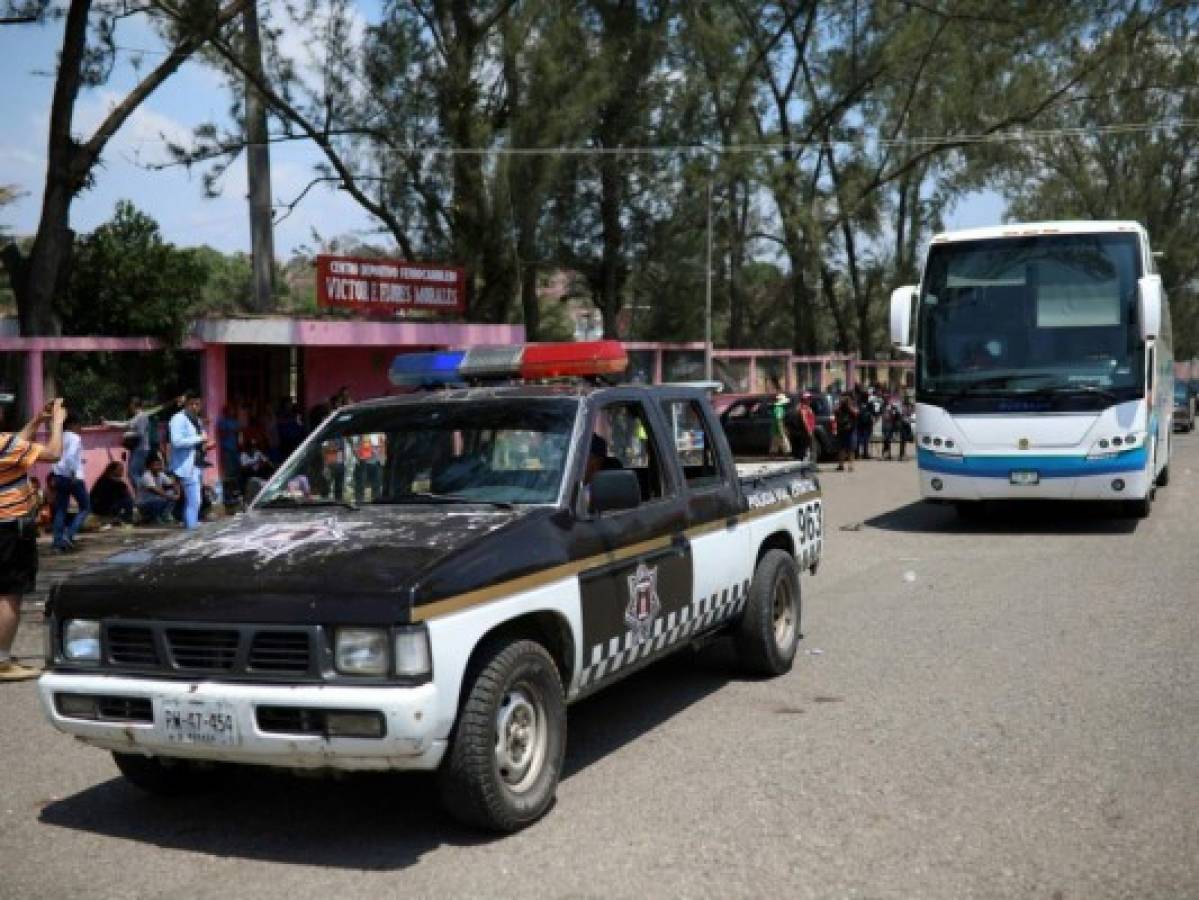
top-left (102, 396), bottom-right (153, 486)
top-left (169, 391), bottom-right (210, 530)
top-left (768, 393), bottom-right (792, 457)
top-left (834, 392), bottom-right (858, 472)
top-left (51, 414), bottom-right (89, 551)
top-left (216, 404), bottom-right (242, 484)
top-left (1, 398), bottom-right (66, 681)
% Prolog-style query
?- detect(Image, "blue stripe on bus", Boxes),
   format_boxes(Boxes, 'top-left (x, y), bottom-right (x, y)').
top-left (916, 446), bottom-right (1148, 479)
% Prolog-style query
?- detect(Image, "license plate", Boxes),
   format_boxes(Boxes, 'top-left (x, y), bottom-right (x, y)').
top-left (160, 699), bottom-right (238, 746)
top-left (1009, 470), bottom-right (1039, 486)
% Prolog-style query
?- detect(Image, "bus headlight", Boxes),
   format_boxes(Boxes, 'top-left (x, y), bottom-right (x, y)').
top-left (1088, 432), bottom-right (1144, 459)
top-left (920, 433), bottom-right (962, 457)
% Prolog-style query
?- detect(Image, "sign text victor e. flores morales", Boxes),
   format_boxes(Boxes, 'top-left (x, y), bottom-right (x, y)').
top-left (316, 254), bottom-right (466, 315)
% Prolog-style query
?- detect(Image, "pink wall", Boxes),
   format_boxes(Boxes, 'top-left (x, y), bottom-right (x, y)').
top-left (30, 426), bottom-right (131, 490)
top-left (303, 346), bottom-right (413, 409)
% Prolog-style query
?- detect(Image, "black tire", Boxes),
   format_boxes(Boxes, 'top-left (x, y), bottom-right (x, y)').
top-left (1157, 462), bottom-right (1170, 487)
top-left (112, 752), bottom-right (215, 796)
top-left (736, 549), bottom-right (802, 677)
top-left (438, 639), bottom-right (566, 833)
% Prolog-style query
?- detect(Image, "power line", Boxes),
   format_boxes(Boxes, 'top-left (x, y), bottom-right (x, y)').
top-left (234, 118), bottom-right (1198, 158)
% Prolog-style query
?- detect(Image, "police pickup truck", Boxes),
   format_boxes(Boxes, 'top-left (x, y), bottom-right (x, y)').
top-left (39, 342), bottom-right (823, 832)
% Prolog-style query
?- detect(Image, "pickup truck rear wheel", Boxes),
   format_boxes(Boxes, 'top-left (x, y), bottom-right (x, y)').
top-left (438, 639), bottom-right (566, 833)
top-left (736, 549), bottom-right (802, 676)
top-left (112, 752), bottom-right (216, 796)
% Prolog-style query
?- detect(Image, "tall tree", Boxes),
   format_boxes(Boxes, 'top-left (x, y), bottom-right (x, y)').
top-left (0, 0), bottom-right (250, 338)
top-left (997, 4), bottom-right (1199, 357)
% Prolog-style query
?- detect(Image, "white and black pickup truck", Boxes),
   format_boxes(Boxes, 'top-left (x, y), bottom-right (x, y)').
top-left (39, 382), bottom-right (823, 831)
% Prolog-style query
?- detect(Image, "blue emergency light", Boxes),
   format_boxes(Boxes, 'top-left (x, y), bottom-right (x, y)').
top-left (389, 341), bottom-right (627, 387)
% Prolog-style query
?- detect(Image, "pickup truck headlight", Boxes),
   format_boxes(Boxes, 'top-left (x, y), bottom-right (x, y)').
top-left (63, 619), bottom-right (100, 663)
top-left (394, 626), bottom-right (432, 679)
top-left (334, 628), bottom-right (389, 676)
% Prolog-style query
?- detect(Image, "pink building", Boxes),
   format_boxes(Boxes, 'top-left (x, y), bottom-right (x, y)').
top-left (1, 316), bottom-right (524, 487)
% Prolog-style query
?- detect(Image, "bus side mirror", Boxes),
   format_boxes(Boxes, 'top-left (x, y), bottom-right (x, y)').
top-left (1138, 275), bottom-right (1163, 342)
top-left (890, 285), bottom-right (917, 350)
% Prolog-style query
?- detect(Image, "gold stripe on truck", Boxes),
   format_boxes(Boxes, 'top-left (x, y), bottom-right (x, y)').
top-left (411, 491), bottom-right (820, 622)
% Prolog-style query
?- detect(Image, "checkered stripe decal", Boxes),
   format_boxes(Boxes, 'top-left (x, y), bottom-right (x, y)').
top-left (576, 578), bottom-right (751, 691)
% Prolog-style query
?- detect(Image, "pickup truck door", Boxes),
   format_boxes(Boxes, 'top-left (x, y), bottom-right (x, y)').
top-left (659, 397), bottom-right (753, 626)
top-left (571, 398), bottom-right (691, 696)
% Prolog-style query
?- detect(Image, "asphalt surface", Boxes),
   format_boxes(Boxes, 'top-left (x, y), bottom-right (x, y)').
top-left (2, 437), bottom-right (1197, 899)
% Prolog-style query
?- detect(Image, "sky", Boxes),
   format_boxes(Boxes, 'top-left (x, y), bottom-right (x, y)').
top-left (0, 4), bottom-right (1006, 260)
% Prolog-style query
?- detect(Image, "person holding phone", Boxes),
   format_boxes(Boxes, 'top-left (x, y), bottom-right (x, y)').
top-left (1, 398), bottom-right (66, 681)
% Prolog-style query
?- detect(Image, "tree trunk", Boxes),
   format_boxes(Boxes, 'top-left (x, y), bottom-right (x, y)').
top-left (244, 0), bottom-right (275, 313)
top-left (597, 158), bottom-right (624, 339)
top-left (13, 0), bottom-right (92, 338)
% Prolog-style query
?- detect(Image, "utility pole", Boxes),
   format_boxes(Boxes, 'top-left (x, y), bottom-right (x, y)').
top-left (704, 179), bottom-right (713, 381)
top-left (244, 0), bottom-right (274, 313)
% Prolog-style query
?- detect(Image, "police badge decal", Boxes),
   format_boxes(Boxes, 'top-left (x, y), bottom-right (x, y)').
top-left (625, 563), bottom-right (662, 644)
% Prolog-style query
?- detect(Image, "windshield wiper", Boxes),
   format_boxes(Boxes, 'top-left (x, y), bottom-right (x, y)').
top-left (1022, 384), bottom-right (1119, 404)
top-left (380, 492), bottom-right (515, 511)
top-left (257, 496), bottom-right (359, 512)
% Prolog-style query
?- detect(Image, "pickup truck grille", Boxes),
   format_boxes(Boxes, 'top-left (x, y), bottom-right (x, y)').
top-left (166, 628), bottom-right (240, 670)
top-left (107, 625), bottom-right (160, 667)
top-left (96, 621), bottom-right (320, 681)
top-left (248, 631), bottom-right (313, 673)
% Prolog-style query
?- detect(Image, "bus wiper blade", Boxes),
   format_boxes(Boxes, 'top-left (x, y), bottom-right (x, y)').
top-left (258, 496), bottom-right (359, 511)
top-left (381, 492), bottom-right (515, 510)
top-left (1024, 384), bottom-right (1119, 403)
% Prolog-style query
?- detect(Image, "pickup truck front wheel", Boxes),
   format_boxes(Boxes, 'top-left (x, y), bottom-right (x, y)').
top-left (736, 549), bottom-right (802, 676)
top-left (439, 639), bottom-right (566, 833)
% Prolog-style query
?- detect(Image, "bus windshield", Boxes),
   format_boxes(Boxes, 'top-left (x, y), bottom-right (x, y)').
top-left (255, 397), bottom-right (579, 509)
top-left (917, 233), bottom-right (1143, 402)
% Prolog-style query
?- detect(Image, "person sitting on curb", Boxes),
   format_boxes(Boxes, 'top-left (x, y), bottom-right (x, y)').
top-left (89, 461), bottom-right (135, 525)
top-left (136, 455), bottom-right (178, 524)
top-left (1, 398), bottom-right (66, 681)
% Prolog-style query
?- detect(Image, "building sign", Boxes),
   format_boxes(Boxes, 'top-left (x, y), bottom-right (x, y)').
top-left (316, 255), bottom-right (466, 315)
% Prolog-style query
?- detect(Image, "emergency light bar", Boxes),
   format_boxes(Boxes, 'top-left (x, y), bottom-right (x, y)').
top-left (389, 340), bottom-right (628, 387)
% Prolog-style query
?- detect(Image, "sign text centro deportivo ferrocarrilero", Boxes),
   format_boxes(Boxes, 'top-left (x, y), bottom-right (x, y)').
top-left (316, 254), bottom-right (467, 315)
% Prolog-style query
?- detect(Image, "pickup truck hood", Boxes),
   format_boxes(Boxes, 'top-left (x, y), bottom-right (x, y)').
top-left (52, 506), bottom-right (524, 625)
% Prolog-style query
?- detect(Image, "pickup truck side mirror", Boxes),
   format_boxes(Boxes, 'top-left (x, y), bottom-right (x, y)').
top-left (889, 285), bottom-right (917, 351)
top-left (1137, 275), bottom-right (1163, 342)
top-left (589, 469), bottom-right (641, 515)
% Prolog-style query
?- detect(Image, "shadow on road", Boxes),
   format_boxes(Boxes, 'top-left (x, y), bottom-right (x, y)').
top-left (863, 499), bottom-right (1140, 536)
top-left (38, 647), bottom-right (735, 868)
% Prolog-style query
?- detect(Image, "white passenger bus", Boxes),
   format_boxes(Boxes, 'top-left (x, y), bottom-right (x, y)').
top-left (890, 221), bottom-right (1172, 518)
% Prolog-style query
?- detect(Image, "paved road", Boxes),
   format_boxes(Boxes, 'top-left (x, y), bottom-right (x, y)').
top-left (3, 438), bottom-right (1197, 899)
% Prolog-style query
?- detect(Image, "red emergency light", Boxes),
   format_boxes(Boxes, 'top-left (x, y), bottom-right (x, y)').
top-left (390, 340), bottom-right (628, 386)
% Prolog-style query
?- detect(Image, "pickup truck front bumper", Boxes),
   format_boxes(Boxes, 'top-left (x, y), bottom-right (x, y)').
top-left (38, 671), bottom-right (447, 771)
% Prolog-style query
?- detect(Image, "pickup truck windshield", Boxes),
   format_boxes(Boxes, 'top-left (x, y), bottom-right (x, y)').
top-left (917, 233), bottom-right (1144, 404)
top-left (255, 398), bottom-right (579, 508)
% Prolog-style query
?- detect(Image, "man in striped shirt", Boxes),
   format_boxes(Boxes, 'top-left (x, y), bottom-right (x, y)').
top-left (1, 398), bottom-right (66, 682)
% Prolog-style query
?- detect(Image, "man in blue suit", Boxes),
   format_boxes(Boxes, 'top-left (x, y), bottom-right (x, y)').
top-left (169, 392), bottom-right (210, 530)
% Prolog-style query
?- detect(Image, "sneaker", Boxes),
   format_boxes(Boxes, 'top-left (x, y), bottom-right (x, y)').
top-left (0, 660), bottom-right (42, 682)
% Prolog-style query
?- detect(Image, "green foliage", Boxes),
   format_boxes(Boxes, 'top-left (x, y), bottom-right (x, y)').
top-left (59, 200), bottom-right (209, 344)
